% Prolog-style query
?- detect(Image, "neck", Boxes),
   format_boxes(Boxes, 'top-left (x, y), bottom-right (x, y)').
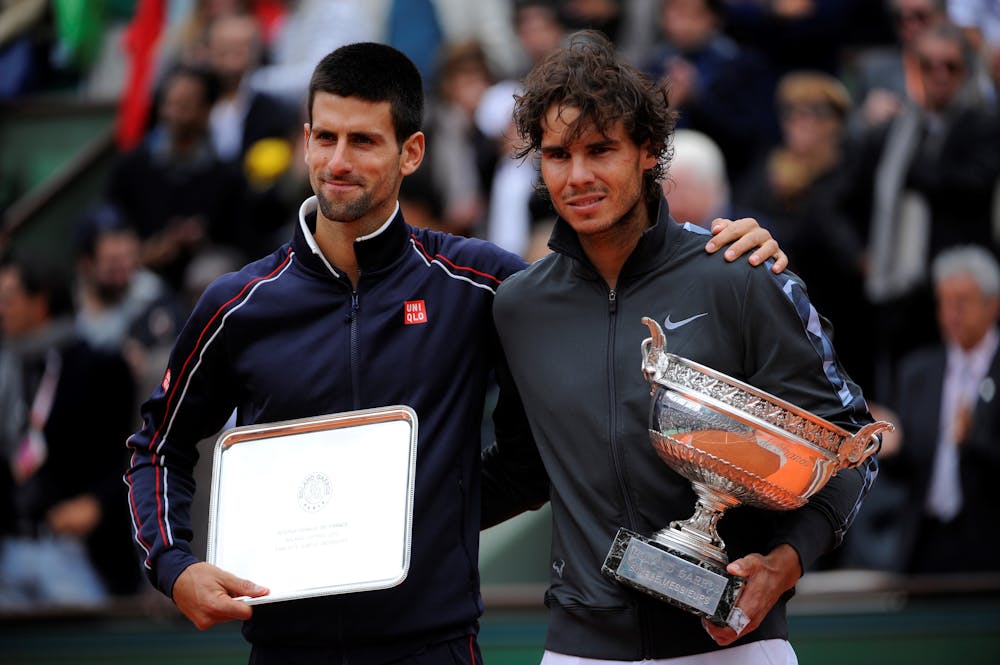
top-left (315, 220), bottom-right (364, 287)
top-left (579, 200), bottom-right (652, 289)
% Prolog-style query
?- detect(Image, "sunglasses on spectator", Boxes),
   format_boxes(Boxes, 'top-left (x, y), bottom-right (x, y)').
top-left (918, 57), bottom-right (964, 75)
top-left (894, 8), bottom-right (933, 24)
top-left (779, 102), bottom-right (839, 120)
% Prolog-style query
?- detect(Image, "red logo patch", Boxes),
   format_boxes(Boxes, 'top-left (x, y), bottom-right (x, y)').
top-left (404, 300), bottom-right (428, 325)
top-left (161, 369), bottom-right (171, 393)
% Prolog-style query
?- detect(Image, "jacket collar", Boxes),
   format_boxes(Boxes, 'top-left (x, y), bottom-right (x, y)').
top-left (547, 195), bottom-right (679, 282)
top-left (291, 196), bottom-right (410, 280)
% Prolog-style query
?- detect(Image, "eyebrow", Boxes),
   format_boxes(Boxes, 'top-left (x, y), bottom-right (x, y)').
top-left (312, 125), bottom-right (385, 140)
top-left (540, 137), bottom-right (618, 154)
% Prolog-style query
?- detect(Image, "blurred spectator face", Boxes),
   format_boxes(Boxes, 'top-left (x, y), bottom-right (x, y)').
top-left (891, 0), bottom-right (943, 49)
top-left (438, 44), bottom-right (494, 117)
top-left (207, 14), bottom-right (262, 91)
top-left (661, 0), bottom-right (719, 52)
top-left (563, 0), bottom-right (620, 27)
top-left (91, 230), bottom-right (142, 303)
top-left (160, 72), bottom-right (212, 143)
top-left (781, 100), bottom-right (842, 155)
top-left (936, 271), bottom-right (1000, 351)
top-left (0, 267), bottom-right (45, 339)
top-left (775, 72), bottom-right (849, 157)
top-left (516, 4), bottom-right (565, 65)
top-left (663, 164), bottom-right (720, 227)
top-left (662, 129), bottom-right (728, 228)
top-left (449, 65), bottom-right (491, 117)
top-left (916, 32), bottom-right (967, 111)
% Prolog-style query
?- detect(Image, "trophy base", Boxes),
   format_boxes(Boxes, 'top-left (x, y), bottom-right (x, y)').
top-left (602, 528), bottom-right (745, 629)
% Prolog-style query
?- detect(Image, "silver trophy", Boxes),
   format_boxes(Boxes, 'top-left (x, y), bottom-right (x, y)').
top-left (602, 317), bottom-right (893, 630)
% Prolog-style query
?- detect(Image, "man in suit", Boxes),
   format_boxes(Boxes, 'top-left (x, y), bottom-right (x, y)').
top-left (890, 244), bottom-right (1000, 573)
top-left (205, 13), bottom-right (299, 170)
top-left (845, 21), bottom-right (1000, 401)
top-left (205, 13), bottom-right (302, 259)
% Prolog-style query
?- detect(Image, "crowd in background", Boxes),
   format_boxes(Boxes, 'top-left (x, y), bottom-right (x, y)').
top-left (1, 0), bottom-right (1000, 611)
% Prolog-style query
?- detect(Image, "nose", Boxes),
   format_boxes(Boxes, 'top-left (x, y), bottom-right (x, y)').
top-left (567, 154), bottom-right (595, 187)
top-left (327, 140), bottom-right (353, 176)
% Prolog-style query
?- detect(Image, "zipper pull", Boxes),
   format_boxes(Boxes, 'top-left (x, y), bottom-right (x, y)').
top-left (345, 292), bottom-right (360, 323)
top-left (608, 288), bottom-right (617, 314)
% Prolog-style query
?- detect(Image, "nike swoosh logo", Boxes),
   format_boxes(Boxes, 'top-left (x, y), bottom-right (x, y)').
top-left (663, 312), bottom-right (709, 330)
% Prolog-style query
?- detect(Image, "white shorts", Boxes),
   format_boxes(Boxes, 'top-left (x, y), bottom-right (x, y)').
top-left (540, 639), bottom-right (798, 665)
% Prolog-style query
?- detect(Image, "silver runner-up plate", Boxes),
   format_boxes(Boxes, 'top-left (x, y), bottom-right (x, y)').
top-left (206, 406), bottom-right (418, 605)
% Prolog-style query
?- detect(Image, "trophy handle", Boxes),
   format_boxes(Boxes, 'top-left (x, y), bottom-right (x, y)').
top-left (840, 420), bottom-right (895, 466)
top-left (641, 317), bottom-right (669, 387)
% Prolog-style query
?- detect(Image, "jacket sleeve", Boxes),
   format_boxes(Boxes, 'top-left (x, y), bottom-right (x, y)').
top-left (481, 327), bottom-right (550, 529)
top-left (739, 264), bottom-right (879, 570)
top-left (123, 284), bottom-right (241, 597)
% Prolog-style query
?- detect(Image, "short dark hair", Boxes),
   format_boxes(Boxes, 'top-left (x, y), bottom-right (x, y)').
top-left (512, 30), bottom-right (676, 206)
top-left (308, 42), bottom-right (424, 146)
top-left (75, 203), bottom-right (136, 259)
top-left (163, 64), bottom-right (222, 108)
top-left (0, 253), bottom-right (74, 320)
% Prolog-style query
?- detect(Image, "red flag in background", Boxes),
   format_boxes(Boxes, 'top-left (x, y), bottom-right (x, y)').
top-left (115, 0), bottom-right (165, 150)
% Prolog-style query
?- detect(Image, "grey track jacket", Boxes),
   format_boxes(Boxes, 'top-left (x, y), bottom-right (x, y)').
top-left (482, 198), bottom-right (878, 660)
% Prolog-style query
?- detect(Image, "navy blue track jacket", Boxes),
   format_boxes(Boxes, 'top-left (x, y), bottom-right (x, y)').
top-left (125, 197), bottom-right (532, 660)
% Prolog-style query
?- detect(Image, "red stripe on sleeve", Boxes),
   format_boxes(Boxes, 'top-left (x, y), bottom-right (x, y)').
top-left (410, 236), bottom-right (502, 285)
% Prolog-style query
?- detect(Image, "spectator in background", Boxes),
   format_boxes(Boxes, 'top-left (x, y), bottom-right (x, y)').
top-left (0, 254), bottom-right (141, 608)
top-left (74, 204), bottom-right (184, 358)
top-left (663, 128), bottom-right (730, 229)
top-left (947, 0), bottom-right (1000, 105)
top-left (512, 0), bottom-right (569, 76)
top-left (107, 64), bottom-right (247, 292)
top-left (734, 71), bottom-right (873, 393)
top-left (882, 245), bottom-right (1000, 574)
top-left (379, 0), bottom-right (521, 88)
top-left (721, 0), bottom-right (859, 75)
top-left (205, 11), bottom-right (302, 257)
top-left (850, 21), bottom-right (1000, 399)
top-left (159, 0), bottom-right (254, 69)
top-left (480, 80), bottom-right (537, 257)
top-left (557, 0), bottom-right (623, 43)
top-left (477, 1), bottom-right (570, 257)
top-left (205, 12), bottom-right (298, 168)
top-left (642, 0), bottom-right (779, 186)
top-left (425, 40), bottom-right (498, 235)
top-left (73, 203), bottom-right (186, 408)
top-left (845, 0), bottom-right (948, 137)
top-left (249, 0), bottom-right (377, 105)
top-left (948, 0), bottom-right (1000, 52)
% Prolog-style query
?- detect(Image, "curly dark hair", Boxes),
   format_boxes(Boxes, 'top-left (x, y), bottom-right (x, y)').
top-left (512, 30), bottom-right (677, 206)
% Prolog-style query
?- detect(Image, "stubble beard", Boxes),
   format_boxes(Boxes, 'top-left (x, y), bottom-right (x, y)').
top-left (316, 189), bottom-right (374, 224)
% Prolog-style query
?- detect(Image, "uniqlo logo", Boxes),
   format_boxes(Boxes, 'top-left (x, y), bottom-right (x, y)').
top-left (404, 300), bottom-right (428, 325)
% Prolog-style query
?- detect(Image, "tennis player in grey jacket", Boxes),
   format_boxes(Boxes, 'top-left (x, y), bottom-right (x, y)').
top-left (482, 31), bottom-right (878, 665)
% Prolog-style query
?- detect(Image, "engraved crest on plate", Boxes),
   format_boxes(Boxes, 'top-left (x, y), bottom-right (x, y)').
top-left (298, 471), bottom-right (333, 513)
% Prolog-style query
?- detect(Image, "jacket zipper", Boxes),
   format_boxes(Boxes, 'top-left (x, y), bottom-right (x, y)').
top-left (608, 286), bottom-right (655, 658)
top-left (607, 287), bottom-right (637, 525)
top-left (348, 289), bottom-right (361, 410)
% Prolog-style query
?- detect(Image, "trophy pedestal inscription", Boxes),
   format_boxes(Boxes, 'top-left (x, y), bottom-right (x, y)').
top-left (602, 527), bottom-right (744, 628)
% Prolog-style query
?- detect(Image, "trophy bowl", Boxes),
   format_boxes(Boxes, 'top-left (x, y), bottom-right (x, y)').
top-left (602, 317), bottom-right (893, 630)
